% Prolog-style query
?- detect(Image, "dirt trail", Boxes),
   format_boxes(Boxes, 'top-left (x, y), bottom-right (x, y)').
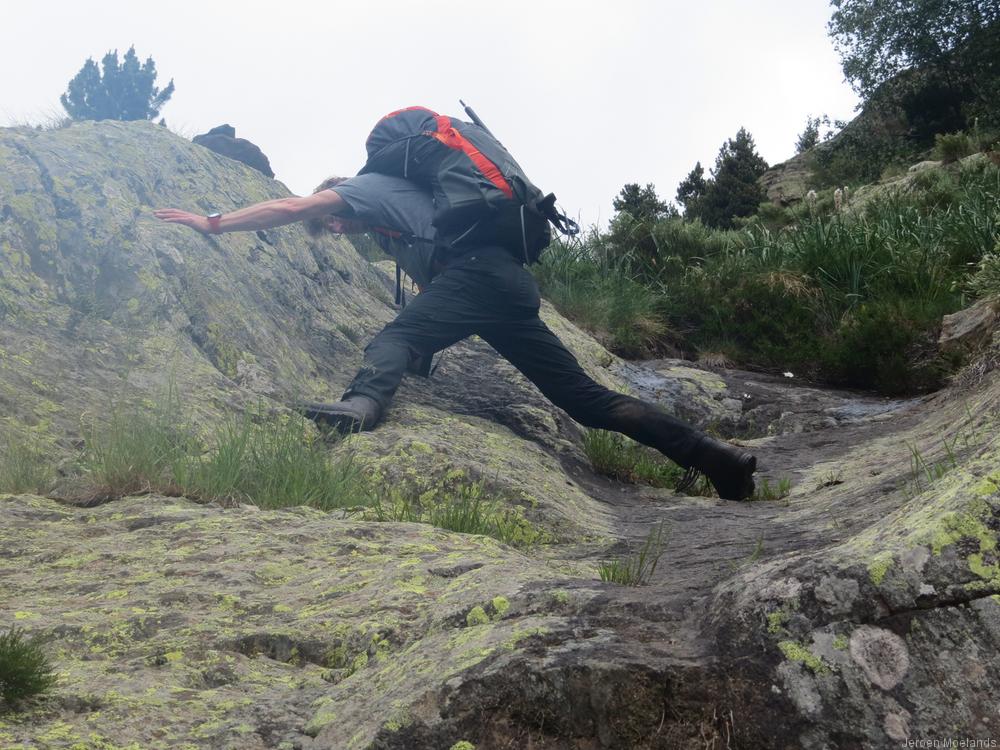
top-left (592, 362), bottom-right (932, 598)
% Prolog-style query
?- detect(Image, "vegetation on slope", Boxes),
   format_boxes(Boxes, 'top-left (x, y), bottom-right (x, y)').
top-left (537, 157), bottom-right (1000, 394)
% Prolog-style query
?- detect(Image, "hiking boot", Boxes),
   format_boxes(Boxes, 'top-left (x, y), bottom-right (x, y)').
top-left (296, 395), bottom-right (382, 434)
top-left (689, 435), bottom-right (757, 501)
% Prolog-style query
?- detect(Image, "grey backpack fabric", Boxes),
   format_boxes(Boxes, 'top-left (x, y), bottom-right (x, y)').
top-left (359, 106), bottom-right (578, 264)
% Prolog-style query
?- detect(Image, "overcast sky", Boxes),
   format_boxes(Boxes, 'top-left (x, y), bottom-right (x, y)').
top-left (3, 0), bottom-right (859, 228)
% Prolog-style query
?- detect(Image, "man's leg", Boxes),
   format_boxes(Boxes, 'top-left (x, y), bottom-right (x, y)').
top-left (479, 317), bottom-right (702, 465)
top-left (480, 316), bottom-right (756, 500)
top-left (337, 249), bottom-right (538, 414)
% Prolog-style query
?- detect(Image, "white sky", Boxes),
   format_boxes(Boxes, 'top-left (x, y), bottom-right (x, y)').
top-left (2, 0), bottom-right (859, 228)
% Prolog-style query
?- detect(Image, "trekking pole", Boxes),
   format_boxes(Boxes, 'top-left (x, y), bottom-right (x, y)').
top-left (459, 99), bottom-right (498, 141)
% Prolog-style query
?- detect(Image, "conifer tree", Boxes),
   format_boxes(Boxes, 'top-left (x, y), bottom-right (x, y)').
top-left (612, 183), bottom-right (670, 221)
top-left (675, 162), bottom-right (707, 219)
top-left (61, 47), bottom-right (174, 121)
top-left (698, 129), bottom-right (768, 229)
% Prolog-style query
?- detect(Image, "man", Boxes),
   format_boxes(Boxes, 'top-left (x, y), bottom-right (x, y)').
top-left (154, 173), bottom-right (757, 500)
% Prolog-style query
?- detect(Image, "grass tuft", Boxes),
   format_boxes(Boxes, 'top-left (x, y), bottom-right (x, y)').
top-left (80, 390), bottom-right (371, 511)
top-left (582, 429), bottom-right (683, 489)
top-left (0, 628), bottom-right (57, 708)
top-left (751, 477), bottom-right (792, 502)
top-left (368, 479), bottom-right (545, 548)
top-left (598, 522), bottom-right (668, 586)
top-left (0, 434), bottom-right (56, 494)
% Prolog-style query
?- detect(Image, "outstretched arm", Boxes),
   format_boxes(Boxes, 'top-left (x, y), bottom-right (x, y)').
top-left (153, 190), bottom-right (349, 234)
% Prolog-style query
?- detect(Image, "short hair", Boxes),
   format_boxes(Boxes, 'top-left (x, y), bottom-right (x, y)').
top-left (304, 175), bottom-right (349, 237)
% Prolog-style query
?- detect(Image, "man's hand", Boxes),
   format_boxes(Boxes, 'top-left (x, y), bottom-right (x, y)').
top-left (153, 208), bottom-right (214, 234)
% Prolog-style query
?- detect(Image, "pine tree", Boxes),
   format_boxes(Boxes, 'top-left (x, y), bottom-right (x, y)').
top-left (612, 183), bottom-right (671, 221)
top-left (61, 47), bottom-right (174, 121)
top-left (698, 129), bottom-right (768, 229)
top-left (795, 117), bottom-right (821, 153)
top-left (675, 162), bottom-right (707, 219)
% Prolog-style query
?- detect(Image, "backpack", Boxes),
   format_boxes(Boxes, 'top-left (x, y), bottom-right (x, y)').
top-left (358, 104), bottom-right (578, 264)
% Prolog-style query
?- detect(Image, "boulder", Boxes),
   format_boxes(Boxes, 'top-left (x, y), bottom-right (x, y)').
top-left (193, 123), bottom-right (275, 177)
top-left (939, 297), bottom-right (1000, 356)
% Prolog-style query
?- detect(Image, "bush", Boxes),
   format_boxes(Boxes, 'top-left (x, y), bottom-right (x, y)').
top-left (935, 132), bottom-right (974, 164)
top-left (0, 628), bottom-right (57, 707)
top-left (819, 298), bottom-right (949, 393)
top-left (538, 160), bottom-right (999, 394)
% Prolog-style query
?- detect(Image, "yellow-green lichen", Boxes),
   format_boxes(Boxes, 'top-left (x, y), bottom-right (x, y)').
top-left (868, 552), bottom-right (894, 585)
top-left (450, 742), bottom-right (476, 750)
top-left (833, 634), bottom-right (849, 651)
top-left (767, 610), bottom-right (790, 634)
top-left (778, 640), bottom-right (830, 674)
top-left (466, 606), bottom-right (490, 627)
top-left (491, 596), bottom-right (510, 619)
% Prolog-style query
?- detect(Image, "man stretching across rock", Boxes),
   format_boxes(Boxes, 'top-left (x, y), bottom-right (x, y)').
top-left (154, 173), bottom-right (758, 500)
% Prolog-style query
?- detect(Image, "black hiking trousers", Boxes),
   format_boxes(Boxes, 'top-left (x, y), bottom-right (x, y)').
top-left (344, 246), bottom-right (704, 467)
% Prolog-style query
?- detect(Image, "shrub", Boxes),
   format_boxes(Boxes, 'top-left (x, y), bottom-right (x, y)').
top-left (935, 132), bottom-right (973, 164)
top-left (819, 298), bottom-right (948, 393)
top-left (0, 628), bottom-right (57, 707)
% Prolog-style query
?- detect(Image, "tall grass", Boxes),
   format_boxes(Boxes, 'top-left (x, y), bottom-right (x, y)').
top-left (81, 393), bottom-right (371, 510)
top-left (534, 228), bottom-right (671, 358)
top-left (179, 412), bottom-right (372, 510)
top-left (0, 627), bottom-right (57, 707)
top-left (538, 161), bottom-right (1000, 393)
top-left (0, 434), bottom-right (56, 494)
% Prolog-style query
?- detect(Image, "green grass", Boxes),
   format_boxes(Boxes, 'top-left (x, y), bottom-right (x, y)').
top-left (582, 429), bottom-right (684, 488)
top-left (751, 477), bottom-right (792, 502)
top-left (534, 230), bottom-right (672, 358)
top-left (0, 434), bottom-right (55, 494)
top-left (0, 628), bottom-right (57, 708)
top-left (367, 479), bottom-right (545, 548)
top-left (598, 522), bottom-right (668, 586)
top-left (81, 392), bottom-right (371, 511)
top-left (179, 412), bottom-right (372, 511)
top-left (538, 160), bottom-right (1000, 394)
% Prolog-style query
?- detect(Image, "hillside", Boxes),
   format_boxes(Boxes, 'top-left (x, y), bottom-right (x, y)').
top-left (1, 121), bottom-right (998, 749)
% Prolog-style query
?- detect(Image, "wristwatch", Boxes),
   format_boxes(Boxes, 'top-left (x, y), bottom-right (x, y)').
top-left (206, 212), bottom-right (223, 234)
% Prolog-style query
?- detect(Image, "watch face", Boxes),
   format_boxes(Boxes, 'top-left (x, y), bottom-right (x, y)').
top-left (207, 213), bottom-right (222, 219)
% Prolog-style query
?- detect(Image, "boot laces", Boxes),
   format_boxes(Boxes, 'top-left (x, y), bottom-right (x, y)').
top-left (675, 466), bottom-right (701, 494)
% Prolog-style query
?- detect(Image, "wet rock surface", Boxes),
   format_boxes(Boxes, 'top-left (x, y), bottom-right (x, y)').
top-left (2, 122), bottom-right (999, 749)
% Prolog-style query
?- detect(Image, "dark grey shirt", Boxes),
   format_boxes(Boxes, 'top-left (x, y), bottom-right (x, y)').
top-left (331, 173), bottom-right (437, 288)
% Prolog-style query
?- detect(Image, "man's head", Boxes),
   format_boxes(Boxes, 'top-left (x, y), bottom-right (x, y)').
top-left (304, 176), bottom-right (368, 237)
